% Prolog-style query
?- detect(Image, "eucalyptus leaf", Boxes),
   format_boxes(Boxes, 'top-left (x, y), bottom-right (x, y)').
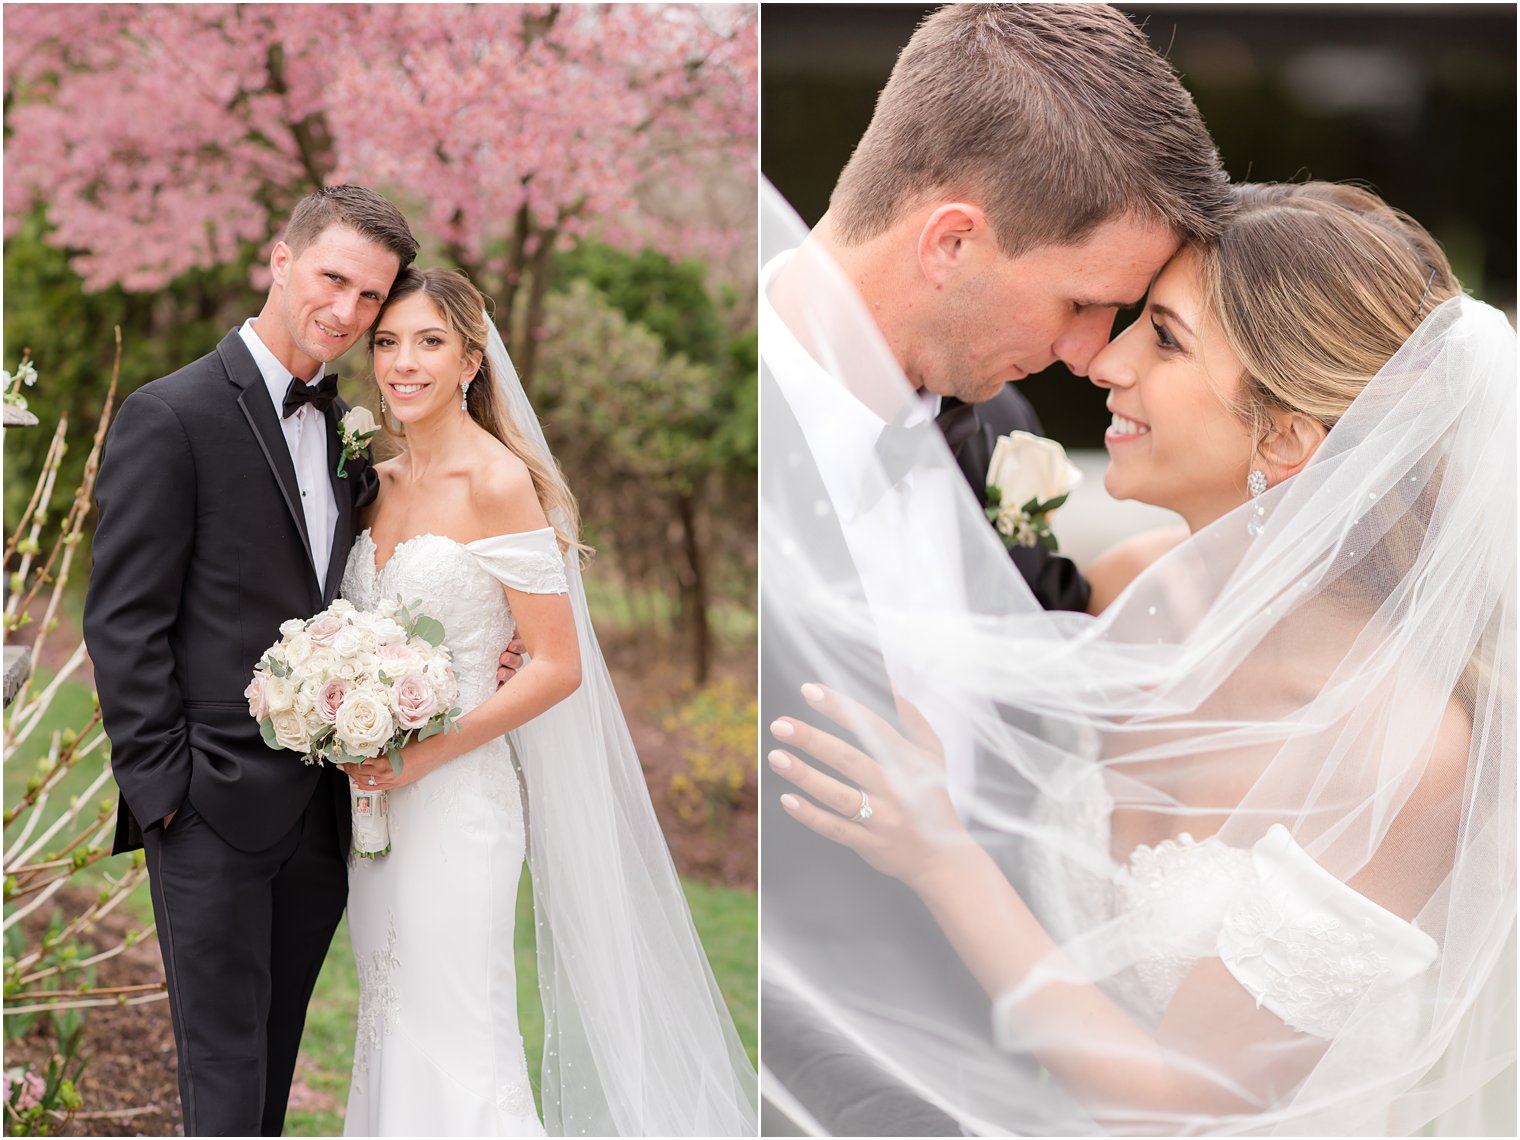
top-left (259, 719), bottom-right (280, 751)
top-left (411, 615), bottom-right (445, 647)
top-left (385, 744), bottom-right (403, 776)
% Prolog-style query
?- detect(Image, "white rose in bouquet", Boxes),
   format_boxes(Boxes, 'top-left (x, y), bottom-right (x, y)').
top-left (369, 615), bottom-right (408, 647)
top-left (985, 431), bottom-right (1083, 552)
top-left (271, 707), bottom-right (311, 752)
top-left (334, 687), bottom-right (395, 758)
top-left (264, 675), bottom-right (297, 714)
top-left (330, 624), bottom-right (367, 662)
top-left (284, 634), bottom-right (315, 669)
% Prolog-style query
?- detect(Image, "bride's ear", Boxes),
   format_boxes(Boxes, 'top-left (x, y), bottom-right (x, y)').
top-left (1258, 410), bottom-right (1327, 482)
top-left (917, 203), bottom-right (992, 286)
top-left (462, 350), bottom-right (483, 385)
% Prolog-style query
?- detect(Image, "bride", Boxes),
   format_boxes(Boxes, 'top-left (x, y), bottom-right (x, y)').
top-left (336, 267), bottom-right (756, 1135)
top-left (761, 182), bottom-right (1515, 1135)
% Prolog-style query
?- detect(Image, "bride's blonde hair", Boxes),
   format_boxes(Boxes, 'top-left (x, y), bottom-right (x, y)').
top-left (371, 267), bottom-right (590, 560)
top-left (1199, 183), bottom-right (1480, 711)
top-left (1198, 182), bottom-right (1460, 444)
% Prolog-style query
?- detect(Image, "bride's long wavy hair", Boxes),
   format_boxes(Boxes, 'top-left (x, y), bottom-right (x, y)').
top-left (370, 267), bottom-right (590, 561)
top-left (1198, 182), bottom-right (1485, 712)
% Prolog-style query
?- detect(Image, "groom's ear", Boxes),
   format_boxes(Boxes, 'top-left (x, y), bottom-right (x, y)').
top-left (917, 203), bottom-right (992, 286)
top-left (269, 240), bottom-right (293, 287)
top-left (1259, 410), bottom-right (1327, 482)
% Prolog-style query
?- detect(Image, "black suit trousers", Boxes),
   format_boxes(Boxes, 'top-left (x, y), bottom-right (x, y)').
top-left (143, 776), bottom-right (346, 1137)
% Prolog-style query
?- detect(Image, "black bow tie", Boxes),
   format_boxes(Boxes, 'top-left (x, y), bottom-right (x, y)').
top-left (282, 373), bottom-right (338, 418)
top-left (872, 417), bottom-right (934, 495)
top-left (935, 397), bottom-right (981, 453)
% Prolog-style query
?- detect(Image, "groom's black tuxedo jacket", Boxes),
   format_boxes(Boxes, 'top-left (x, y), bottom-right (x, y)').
top-left (84, 329), bottom-right (376, 856)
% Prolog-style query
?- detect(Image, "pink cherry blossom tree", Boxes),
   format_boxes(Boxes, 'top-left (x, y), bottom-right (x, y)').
top-left (4, 2), bottom-right (756, 384)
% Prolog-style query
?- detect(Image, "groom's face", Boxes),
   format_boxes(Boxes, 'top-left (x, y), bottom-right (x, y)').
top-left (271, 223), bottom-right (402, 370)
top-left (925, 215), bottom-right (1179, 403)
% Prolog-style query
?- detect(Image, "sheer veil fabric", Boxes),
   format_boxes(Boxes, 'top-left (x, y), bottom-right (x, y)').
top-left (760, 181), bottom-right (1516, 1135)
top-left (483, 324), bottom-right (757, 1135)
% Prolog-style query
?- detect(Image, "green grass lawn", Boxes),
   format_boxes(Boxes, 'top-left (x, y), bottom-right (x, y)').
top-left (7, 670), bottom-right (758, 1134)
top-left (289, 872), bottom-right (756, 1134)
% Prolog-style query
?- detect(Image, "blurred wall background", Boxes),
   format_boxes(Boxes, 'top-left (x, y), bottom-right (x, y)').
top-left (762, 3), bottom-right (1516, 453)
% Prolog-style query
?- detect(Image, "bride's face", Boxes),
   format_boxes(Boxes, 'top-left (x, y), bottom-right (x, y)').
top-left (371, 293), bottom-right (481, 426)
top-left (1087, 249), bottom-right (1254, 530)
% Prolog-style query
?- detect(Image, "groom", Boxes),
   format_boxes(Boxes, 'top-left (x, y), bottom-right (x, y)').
top-left (87, 185), bottom-right (416, 1135)
top-left (761, 4), bottom-right (1230, 1134)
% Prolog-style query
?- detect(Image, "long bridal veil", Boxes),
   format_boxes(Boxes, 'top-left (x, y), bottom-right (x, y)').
top-left (483, 322), bottom-right (756, 1136)
top-left (760, 181), bottom-right (1515, 1135)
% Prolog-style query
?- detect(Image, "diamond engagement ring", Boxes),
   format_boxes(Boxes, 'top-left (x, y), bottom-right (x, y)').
top-left (368, 776), bottom-right (377, 786)
top-left (850, 789), bottom-right (873, 823)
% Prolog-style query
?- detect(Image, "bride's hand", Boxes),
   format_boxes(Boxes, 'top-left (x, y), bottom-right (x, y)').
top-left (769, 682), bottom-right (971, 890)
top-left (346, 748), bottom-right (435, 792)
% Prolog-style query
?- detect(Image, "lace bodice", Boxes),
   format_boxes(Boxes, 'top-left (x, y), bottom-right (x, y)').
top-left (341, 528), bottom-right (568, 713)
top-left (1025, 779), bottom-right (1439, 1042)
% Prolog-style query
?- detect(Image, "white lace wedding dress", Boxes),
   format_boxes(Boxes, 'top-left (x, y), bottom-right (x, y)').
top-left (338, 526), bottom-right (568, 1136)
top-left (1020, 771), bottom-right (1443, 1128)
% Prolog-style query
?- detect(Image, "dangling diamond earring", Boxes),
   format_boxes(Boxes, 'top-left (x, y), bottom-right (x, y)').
top-left (379, 393), bottom-right (387, 414)
top-left (460, 381), bottom-right (470, 412)
top-left (1247, 469), bottom-right (1268, 537)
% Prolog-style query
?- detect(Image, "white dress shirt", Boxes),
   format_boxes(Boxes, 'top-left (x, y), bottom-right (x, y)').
top-left (238, 320), bottom-right (338, 588)
top-left (761, 250), bottom-right (977, 813)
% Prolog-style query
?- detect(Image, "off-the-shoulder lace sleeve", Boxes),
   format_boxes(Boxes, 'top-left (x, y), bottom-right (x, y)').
top-left (464, 528), bottom-right (568, 594)
top-left (1217, 824), bottom-right (1440, 1039)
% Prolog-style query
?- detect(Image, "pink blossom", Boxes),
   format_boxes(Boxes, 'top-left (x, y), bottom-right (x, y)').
top-left (244, 674), bottom-right (269, 720)
top-left (4, 1068), bottom-right (46, 1111)
top-left (307, 613), bottom-right (346, 647)
top-left (391, 673), bottom-right (439, 731)
top-left (3, 5), bottom-right (757, 292)
top-left (316, 678), bottom-right (352, 725)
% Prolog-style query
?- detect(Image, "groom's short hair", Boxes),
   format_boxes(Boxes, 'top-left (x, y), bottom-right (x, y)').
top-left (283, 185), bottom-right (419, 269)
top-left (830, 4), bottom-right (1230, 254)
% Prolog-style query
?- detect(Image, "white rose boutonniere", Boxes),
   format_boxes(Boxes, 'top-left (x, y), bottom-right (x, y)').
top-left (336, 406), bottom-right (380, 479)
top-left (985, 431), bottom-right (1083, 552)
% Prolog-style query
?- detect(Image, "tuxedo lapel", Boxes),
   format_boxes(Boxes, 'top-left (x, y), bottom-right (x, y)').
top-left (220, 333), bottom-right (317, 577)
top-left (321, 403), bottom-right (353, 603)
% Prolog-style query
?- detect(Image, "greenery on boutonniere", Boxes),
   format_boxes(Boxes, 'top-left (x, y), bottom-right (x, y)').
top-left (983, 430), bottom-right (1082, 553)
top-left (336, 406), bottom-right (380, 479)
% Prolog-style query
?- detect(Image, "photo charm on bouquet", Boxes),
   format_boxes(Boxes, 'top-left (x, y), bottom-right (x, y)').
top-left (245, 595), bottom-right (463, 857)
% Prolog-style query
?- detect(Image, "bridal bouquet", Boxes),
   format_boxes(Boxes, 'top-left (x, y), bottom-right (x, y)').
top-left (246, 597), bottom-right (462, 857)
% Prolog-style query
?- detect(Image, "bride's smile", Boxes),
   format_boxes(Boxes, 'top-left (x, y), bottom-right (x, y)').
top-left (1090, 249), bottom-right (1269, 533)
top-left (371, 292), bottom-right (481, 427)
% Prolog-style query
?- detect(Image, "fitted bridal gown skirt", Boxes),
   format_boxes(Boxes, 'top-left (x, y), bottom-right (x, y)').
top-left (343, 734), bottom-right (544, 1136)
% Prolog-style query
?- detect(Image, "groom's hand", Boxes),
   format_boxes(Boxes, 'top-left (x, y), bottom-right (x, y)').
top-left (496, 636), bottom-right (527, 686)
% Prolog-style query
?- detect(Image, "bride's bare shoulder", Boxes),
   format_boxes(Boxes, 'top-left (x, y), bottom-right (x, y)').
top-left (1085, 525), bottom-right (1191, 614)
top-left (466, 439), bottom-right (550, 536)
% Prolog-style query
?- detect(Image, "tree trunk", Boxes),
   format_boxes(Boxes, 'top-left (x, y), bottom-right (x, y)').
top-left (517, 223), bottom-right (560, 391)
top-left (498, 202), bottom-right (531, 342)
top-left (676, 490), bottom-right (711, 684)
